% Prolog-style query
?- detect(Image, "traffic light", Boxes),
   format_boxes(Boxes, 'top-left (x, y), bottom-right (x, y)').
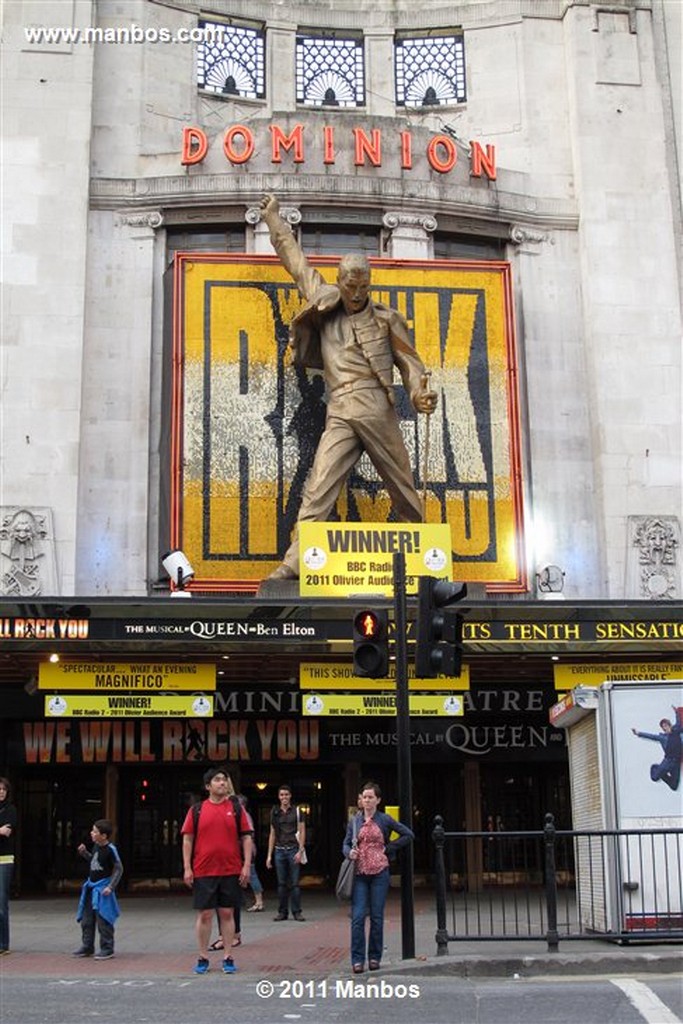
top-left (352, 608), bottom-right (389, 678)
top-left (415, 578), bottom-right (467, 678)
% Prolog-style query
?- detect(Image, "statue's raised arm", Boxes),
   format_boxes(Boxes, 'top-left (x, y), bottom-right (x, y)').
top-left (260, 193), bottom-right (323, 302)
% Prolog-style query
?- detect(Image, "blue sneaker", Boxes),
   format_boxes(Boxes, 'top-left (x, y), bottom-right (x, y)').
top-left (222, 956), bottom-right (237, 974)
top-left (193, 956), bottom-right (210, 974)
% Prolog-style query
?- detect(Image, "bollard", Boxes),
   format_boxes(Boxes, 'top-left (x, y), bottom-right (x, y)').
top-left (433, 815), bottom-right (449, 956)
top-left (544, 812), bottom-right (559, 952)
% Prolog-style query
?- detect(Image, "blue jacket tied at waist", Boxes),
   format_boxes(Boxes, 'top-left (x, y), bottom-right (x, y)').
top-left (77, 877), bottom-right (120, 927)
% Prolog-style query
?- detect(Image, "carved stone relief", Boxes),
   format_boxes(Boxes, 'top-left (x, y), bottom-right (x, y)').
top-left (382, 210), bottom-right (437, 259)
top-left (245, 205), bottom-right (301, 226)
top-left (0, 507), bottom-right (59, 596)
top-left (626, 515), bottom-right (680, 599)
top-left (114, 211), bottom-right (164, 229)
top-left (509, 223), bottom-right (552, 255)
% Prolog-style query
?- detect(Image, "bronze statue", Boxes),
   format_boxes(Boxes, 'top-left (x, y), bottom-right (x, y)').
top-left (260, 193), bottom-right (437, 581)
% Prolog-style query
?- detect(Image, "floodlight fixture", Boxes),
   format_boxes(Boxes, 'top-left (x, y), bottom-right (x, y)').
top-left (536, 564), bottom-right (565, 597)
top-left (161, 549), bottom-right (195, 596)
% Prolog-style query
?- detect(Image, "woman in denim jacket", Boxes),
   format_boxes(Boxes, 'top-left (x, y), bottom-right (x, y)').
top-left (342, 781), bottom-right (414, 974)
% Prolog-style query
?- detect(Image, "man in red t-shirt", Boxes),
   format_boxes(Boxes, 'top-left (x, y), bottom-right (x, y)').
top-left (181, 766), bottom-right (253, 975)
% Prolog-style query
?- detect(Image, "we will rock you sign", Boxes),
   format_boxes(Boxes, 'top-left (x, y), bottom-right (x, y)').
top-left (171, 255), bottom-right (525, 591)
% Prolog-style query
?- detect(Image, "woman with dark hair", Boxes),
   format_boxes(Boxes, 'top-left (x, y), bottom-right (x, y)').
top-left (342, 781), bottom-right (414, 974)
top-left (0, 777), bottom-right (18, 955)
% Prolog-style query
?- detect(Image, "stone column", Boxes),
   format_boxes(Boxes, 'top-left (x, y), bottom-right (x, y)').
top-left (365, 29), bottom-right (395, 116)
top-left (382, 211), bottom-right (437, 260)
top-left (246, 204), bottom-right (302, 254)
top-left (75, 210), bottom-right (162, 595)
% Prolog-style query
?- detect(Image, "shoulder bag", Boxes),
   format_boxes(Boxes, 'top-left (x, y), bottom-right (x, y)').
top-left (335, 815), bottom-right (358, 901)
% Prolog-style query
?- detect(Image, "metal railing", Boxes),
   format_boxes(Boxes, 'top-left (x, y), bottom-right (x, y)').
top-left (432, 814), bottom-right (683, 953)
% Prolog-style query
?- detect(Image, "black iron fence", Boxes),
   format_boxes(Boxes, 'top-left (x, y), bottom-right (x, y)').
top-left (432, 814), bottom-right (683, 953)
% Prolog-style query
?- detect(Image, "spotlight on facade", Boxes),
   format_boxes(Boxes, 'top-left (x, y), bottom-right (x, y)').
top-left (536, 564), bottom-right (565, 599)
top-left (161, 549), bottom-right (195, 597)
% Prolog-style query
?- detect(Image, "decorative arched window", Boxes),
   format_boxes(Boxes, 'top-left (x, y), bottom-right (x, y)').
top-left (296, 30), bottom-right (365, 108)
top-left (197, 19), bottom-right (265, 100)
top-left (395, 30), bottom-right (466, 107)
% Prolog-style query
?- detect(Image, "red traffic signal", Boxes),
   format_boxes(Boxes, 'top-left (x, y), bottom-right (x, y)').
top-left (352, 608), bottom-right (389, 678)
top-left (354, 610), bottom-right (382, 638)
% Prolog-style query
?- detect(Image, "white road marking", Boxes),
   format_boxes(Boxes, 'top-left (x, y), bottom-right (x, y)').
top-left (612, 978), bottom-right (682, 1024)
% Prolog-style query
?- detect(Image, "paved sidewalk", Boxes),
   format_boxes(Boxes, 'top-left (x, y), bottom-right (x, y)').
top-left (1, 890), bottom-right (680, 980)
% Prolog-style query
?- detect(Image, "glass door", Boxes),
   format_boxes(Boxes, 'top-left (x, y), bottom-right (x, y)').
top-left (119, 768), bottom-right (201, 884)
top-left (18, 770), bottom-right (104, 893)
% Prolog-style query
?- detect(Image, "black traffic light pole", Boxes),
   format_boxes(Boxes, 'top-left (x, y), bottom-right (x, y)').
top-left (392, 550), bottom-right (415, 959)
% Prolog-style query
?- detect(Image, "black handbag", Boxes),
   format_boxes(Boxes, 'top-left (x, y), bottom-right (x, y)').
top-left (335, 816), bottom-right (358, 901)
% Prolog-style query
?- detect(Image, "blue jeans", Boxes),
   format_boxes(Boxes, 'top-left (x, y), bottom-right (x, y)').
top-left (0, 862), bottom-right (13, 951)
top-left (650, 758), bottom-right (681, 790)
top-left (274, 847), bottom-right (301, 917)
top-left (249, 863), bottom-right (263, 895)
top-left (350, 867), bottom-right (390, 966)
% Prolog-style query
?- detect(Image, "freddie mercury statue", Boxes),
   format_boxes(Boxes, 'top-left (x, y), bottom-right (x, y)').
top-left (260, 193), bottom-right (437, 582)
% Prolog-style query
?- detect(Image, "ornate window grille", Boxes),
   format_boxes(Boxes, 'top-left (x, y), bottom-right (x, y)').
top-left (302, 226), bottom-right (379, 257)
top-left (395, 31), bottom-right (466, 107)
top-left (296, 31), bottom-right (365, 108)
top-left (197, 20), bottom-right (265, 99)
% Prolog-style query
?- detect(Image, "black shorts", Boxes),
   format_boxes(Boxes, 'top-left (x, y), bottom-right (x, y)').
top-left (192, 875), bottom-right (241, 911)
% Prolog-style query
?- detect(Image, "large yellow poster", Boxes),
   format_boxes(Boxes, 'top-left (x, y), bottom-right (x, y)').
top-left (172, 256), bottom-right (524, 590)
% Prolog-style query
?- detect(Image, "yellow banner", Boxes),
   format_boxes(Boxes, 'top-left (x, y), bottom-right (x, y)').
top-left (44, 694), bottom-right (214, 718)
top-left (39, 662), bottom-right (216, 691)
top-left (301, 693), bottom-right (464, 717)
top-left (553, 662), bottom-right (683, 690)
top-left (299, 522), bottom-right (453, 597)
top-left (300, 662), bottom-right (469, 690)
top-left (385, 805), bottom-right (401, 840)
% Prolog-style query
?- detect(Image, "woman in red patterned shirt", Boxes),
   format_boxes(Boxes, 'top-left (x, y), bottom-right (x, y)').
top-left (342, 781), bottom-right (414, 974)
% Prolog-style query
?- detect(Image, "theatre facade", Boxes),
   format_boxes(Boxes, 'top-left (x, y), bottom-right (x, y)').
top-left (2, 1), bottom-right (681, 891)
top-left (1, 597), bottom-right (681, 892)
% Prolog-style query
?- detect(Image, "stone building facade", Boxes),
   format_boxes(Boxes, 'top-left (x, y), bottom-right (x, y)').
top-left (2, 0), bottom-right (682, 600)
top-left (2, 1), bottom-right (682, 891)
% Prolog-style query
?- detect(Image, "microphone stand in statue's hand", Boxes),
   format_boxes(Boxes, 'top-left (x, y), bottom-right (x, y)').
top-left (420, 371), bottom-right (432, 521)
